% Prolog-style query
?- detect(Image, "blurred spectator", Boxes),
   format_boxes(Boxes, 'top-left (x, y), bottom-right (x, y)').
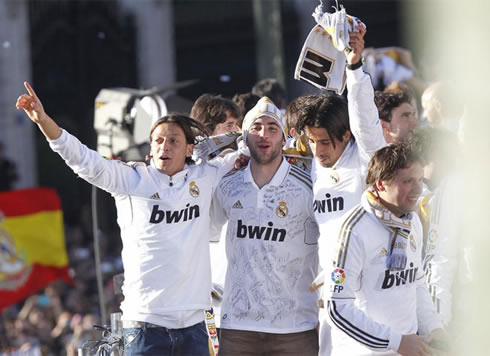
top-left (421, 81), bottom-right (465, 140)
top-left (375, 91), bottom-right (419, 144)
top-left (251, 78), bottom-right (287, 109)
top-left (363, 46), bottom-right (426, 94)
top-left (411, 127), bottom-right (459, 191)
top-left (231, 92), bottom-right (259, 128)
top-left (0, 215), bottom-right (122, 355)
top-left (0, 143), bottom-right (18, 192)
top-left (190, 94), bottom-right (240, 135)
top-left (384, 81), bottom-right (421, 121)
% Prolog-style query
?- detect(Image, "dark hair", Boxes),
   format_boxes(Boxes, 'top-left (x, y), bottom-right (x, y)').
top-left (366, 142), bottom-right (423, 187)
top-left (285, 94), bottom-right (318, 131)
top-left (232, 92), bottom-right (260, 128)
top-left (374, 91), bottom-right (411, 123)
top-left (190, 94), bottom-right (240, 135)
top-left (295, 94), bottom-right (351, 149)
top-left (149, 114), bottom-right (208, 164)
top-left (384, 81), bottom-right (420, 114)
top-left (251, 78), bottom-right (287, 109)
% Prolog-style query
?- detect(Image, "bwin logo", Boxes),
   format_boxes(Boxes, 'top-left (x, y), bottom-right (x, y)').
top-left (313, 193), bottom-right (344, 213)
top-left (149, 204), bottom-right (200, 224)
top-left (236, 220), bottom-right (286, 242)
top-left (381, 263), bottom-right (418, 289)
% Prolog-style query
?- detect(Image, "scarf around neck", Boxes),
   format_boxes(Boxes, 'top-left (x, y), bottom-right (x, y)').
top-left (362, 189), bottom-right (412, 271)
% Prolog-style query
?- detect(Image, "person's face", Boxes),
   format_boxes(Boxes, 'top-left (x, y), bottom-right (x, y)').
top-left (421, 90), bottom-right (440, 126)
top-left (247, 116), bottom-right (285, 165)
top-left (377, 161), bottom-right (424, 217)
top-left (305, 126), bottom-right (350, 168)
top-left (382, 102), bottom-right (418, 144)
top-left (150, 123), bottom-right (193, 176)
top-left (212, 111), bottom-right (239, 135)
top-left (411, 98), bottom-right (419, 122)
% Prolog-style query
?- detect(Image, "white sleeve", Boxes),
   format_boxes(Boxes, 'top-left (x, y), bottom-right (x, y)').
top-left (48, 129), bottom-right (140, 195)
top-left (423, 182), bottom-right (459, 326)
top-left (326, 230), bottom-right (401, 352)
top-left (346, 68), bottom-right (386, 168)
top-left (209, 182), bottom-right (228, 242)
top-left (305, 188), bottom-right (320, 246)
top-left (415, 265), bottom-right (443, 335)
top-left (206, 149), bottom-right (244, 183)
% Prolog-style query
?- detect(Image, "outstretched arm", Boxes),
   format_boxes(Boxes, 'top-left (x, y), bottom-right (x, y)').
top-left (16, 81), bottom-right (140, 195)
top-left (345, 26), bottom-right (386, 169)
top-left (16, 81), bottom-right (61, 141)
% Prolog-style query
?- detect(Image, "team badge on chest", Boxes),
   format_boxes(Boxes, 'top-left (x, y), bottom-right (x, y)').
top-left (189, 181), bottom-right (200, 197)
top-left (409, 235), bottom-right (417, 252)
top-left (276, 201), bottom-right (288, 218)
top-left (325, 168), bottom-right (340, 185)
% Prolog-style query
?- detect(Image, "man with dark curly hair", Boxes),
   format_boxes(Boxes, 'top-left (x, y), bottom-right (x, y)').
top-left (375, 91), bottom-right (418, 144)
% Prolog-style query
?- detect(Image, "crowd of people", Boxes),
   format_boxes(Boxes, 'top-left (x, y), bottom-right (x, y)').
top-left (1, 8), bottom-right (467, 356)
top-left (0, 210), bottom-right (125, 355)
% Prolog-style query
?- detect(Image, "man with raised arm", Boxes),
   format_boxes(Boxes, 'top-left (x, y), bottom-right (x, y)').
top-left (16, 82), bottom-right (237, 356)
top-left (294, 25), bottom-right (386, 355)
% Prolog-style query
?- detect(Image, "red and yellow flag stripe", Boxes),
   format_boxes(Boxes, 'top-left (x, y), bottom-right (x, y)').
top-left (0, 188), bottom-right (71, 310)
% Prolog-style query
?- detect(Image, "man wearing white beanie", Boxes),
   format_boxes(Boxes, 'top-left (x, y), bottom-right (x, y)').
top-left (211, 97), bottom-right (320, 355)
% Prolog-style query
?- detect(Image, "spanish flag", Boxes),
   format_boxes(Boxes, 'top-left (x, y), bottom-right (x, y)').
top-left (0, 188), bottom-right (71, 310)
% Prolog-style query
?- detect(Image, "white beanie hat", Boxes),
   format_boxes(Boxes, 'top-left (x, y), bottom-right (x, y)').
top-left (242, 96), bottom-right (286, 146)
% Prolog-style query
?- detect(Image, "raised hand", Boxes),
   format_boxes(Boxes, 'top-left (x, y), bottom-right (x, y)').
top-left (16, 81), bottom-right (47, 124)
top-left (16, 81), bottom-right (61, 140)
top-left (346, 22), bottom-right (366, 65)
top-left (234, 153), bottom-right (250, 170)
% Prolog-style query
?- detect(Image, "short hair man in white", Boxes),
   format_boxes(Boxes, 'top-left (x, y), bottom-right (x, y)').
top-left (16, 82), bottom-right (238, 356)
top-left (212, 97), bottom-right (320, 355)
top-left (375, 91), bottom-right (418, 144)
top-left (295, 25), bottom-right (386, 356)
top-left (325, 143), bottom-right (445, 355)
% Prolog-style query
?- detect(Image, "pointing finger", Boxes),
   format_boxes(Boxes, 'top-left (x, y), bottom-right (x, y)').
top-left (24, 81), bottom-right (38, 99)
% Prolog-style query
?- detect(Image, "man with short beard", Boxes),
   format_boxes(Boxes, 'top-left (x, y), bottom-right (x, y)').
top-left (211, 97), bottom-right (320, 355)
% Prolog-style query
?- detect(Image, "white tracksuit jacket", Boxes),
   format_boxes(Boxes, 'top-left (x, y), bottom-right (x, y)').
top-left (313, 67), bottom-right (386, 355)
top-left (324, 196), bottom-right (442, 355)
top-left (49, 129), bottom-right (235, 329)
top-left (424, 175), bottom-right (470, 328)
top-left (313, 67), bottom-right (386, 258)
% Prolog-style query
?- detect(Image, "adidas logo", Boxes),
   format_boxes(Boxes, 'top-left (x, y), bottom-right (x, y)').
top-left (232, 200), bottom-right (243, 209)
top-left (379, 247), bottom-right (387, 257)
top-left (149, 192), bottom-right (160, 200)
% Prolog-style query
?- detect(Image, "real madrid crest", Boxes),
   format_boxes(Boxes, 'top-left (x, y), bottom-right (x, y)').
top-left (325, 168), bottom-right (340, 185)
top-left (409, 235), bottom-right (417, 252)
top-left (276, 201), bottom-right (288, 218)
top-left (189, 181), bottom-right (200, 198)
